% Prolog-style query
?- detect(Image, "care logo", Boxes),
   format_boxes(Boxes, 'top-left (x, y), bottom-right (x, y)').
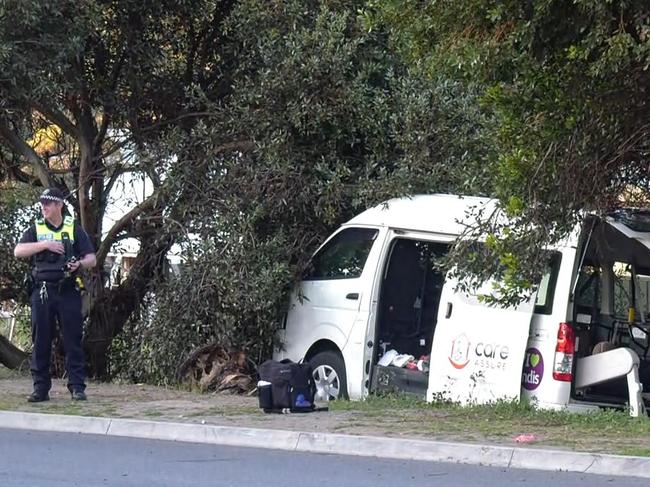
top-left (448, 333), bottom-right (471, 369)
top-left (522, 347), bottom-right (544, 390)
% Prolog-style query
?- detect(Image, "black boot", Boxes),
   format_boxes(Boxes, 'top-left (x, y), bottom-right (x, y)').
top-left (71, 390), bottom-right (87, 401)
top-left (27, 391), bottom-right (50, 403)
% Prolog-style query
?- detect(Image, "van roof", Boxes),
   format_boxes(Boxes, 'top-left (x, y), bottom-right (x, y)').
top-left (345, 194), bottom-right (496, 235)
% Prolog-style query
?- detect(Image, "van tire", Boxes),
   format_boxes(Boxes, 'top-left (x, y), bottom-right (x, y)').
top-left (309, 351), bottom-right (348, 401)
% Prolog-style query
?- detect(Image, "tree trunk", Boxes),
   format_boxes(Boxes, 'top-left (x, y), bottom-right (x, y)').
top-left (0, 334), bottom-right (29, 369)
top-left (84, 231), bottom-right (174, 378)
top-left (84, 284), bottom-right (139, 379)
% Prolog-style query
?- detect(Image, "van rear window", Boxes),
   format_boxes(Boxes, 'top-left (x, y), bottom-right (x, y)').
top-left (534, 252), bottom-right (561, 315)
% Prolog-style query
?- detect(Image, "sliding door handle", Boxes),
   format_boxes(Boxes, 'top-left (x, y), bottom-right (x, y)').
top-left (346, 293), bottom-right (359, 300)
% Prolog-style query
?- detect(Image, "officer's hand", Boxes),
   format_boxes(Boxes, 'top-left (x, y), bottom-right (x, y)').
top-left (67, 259), bottom-right (81, 272)
top-left (44, 241), bottom-right (65, 254)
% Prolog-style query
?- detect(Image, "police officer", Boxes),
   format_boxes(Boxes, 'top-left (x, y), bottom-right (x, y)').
top-left (14, 188), bottom-right (96, 402)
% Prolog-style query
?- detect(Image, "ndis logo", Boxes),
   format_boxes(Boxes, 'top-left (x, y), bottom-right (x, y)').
top-left (522, 347), bottom-right (544, 390)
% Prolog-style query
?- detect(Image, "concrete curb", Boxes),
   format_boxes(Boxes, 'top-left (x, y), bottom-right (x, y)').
top-left (0, 410), bottom-right (649, 478)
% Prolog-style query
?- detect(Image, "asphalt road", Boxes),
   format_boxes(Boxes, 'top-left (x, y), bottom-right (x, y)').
top-left (0, 428), bottom-right (646, 487)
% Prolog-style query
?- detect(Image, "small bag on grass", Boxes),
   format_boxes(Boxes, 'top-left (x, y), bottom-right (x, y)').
top-left (257, 359), bottom-right (316, 413)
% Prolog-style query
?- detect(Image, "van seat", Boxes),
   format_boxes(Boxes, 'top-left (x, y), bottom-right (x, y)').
top-left (575, 347), bottom-right (646, 417)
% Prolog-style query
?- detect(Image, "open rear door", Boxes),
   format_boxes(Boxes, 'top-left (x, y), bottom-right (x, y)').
top-left (427, 276), bottom-right (536, 405)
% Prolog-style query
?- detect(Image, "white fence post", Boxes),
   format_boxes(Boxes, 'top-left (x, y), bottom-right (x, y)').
top-left (8, 316), bottom-right (16, 342)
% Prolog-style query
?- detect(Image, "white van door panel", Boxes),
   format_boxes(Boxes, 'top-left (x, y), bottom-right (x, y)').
top-left (278, 226), bottom-right (383, 366)
top-left (427, 277), bottom-right (536, 405)
top-left (282, 279), bottom-right (363, 356)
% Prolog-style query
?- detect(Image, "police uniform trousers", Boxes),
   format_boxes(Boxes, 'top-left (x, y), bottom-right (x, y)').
top-left (30, 280), bottom-right (86, 394)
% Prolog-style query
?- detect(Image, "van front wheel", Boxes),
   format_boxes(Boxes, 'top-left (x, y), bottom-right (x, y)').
top-left (309, 351), bottom-right (348, 401)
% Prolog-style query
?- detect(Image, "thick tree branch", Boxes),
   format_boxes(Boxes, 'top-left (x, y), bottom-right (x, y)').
top-left (7, 164), bottom-right (38, 184)
top-left (96, 112), bottom-right (112, 149)
top-left (76, 91), bottom-right (101, 236)
top-left (0, 120), bottom-right (52, 187)
top-left (96, 190), bottom-right (162, 263)
top-left (0, 334), bottom-right (29, 369)
top-left (30, 102), bottom-right (79, 138)
top-left (96, 49), bottom-right (127, 147)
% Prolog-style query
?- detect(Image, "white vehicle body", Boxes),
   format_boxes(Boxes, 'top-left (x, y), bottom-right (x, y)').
top-left (274, 194), bottom-right (650, 416)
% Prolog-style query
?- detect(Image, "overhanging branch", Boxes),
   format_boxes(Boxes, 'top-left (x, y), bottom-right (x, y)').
top-left (96, 190), bottom-right (162, 263)
top-left (96, 139), bottom-right (254, 263)
top-left (30, 102), bottom-right (79, 138)
top-left (0, 119), bottom-right (52, 187)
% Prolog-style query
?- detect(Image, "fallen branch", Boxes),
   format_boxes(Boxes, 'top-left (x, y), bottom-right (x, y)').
top-left (0, 334), bottom-right (29, 370)
top-left (177, 343), bottom-right (255, 394)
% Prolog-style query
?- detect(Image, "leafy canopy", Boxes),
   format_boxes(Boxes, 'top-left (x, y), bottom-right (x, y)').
top-left (368, 0), bottom-right (650, 303)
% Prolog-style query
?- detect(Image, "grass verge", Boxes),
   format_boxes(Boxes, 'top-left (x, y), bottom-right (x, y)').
top-left (329, 393), bottom-right (650, 455)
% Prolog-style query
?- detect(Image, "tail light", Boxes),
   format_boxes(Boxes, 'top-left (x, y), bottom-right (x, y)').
top-left (553, 322), bottom-right (575, 382)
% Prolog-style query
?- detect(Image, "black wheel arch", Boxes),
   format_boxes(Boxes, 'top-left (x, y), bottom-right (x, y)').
top-left (304, 339), bottom-right (342, 362)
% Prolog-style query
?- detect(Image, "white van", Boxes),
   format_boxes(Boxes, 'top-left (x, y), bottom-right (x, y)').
top-left (274, 194), bottom-right (650, 416)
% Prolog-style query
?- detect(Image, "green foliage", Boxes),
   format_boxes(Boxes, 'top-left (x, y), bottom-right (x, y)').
top-left (111, 230), bottom-right (295, 383)
top-left (8, 0), bottom-right (647, 382)
top-left (109, 0), bottom-right (497, 382)
top-left (369, 0), bottom-right (650, 303)
top-left (0, 185), bottom-right (37, 303)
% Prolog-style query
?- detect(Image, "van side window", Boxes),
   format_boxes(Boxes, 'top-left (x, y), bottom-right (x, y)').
top-left (635, 270), bottom-right (650, 318)
top-left (613, 262), bottom-right (650, 319)
top-left (534, 252), bottom-right (562, 315)
top-left (574, 264), bottom-right (601, 314)
top-left (613, 262), bottom-right (633, 319)
top-left (304, 228), bottom-right (378, 280)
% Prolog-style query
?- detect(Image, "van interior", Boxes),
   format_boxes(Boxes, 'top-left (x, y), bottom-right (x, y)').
top-left (368, 211), bottom-right (650, 412)
top-left (370, 238), bottom-right (449, 397)
top-left (572, 213), bottom-right (650, 411)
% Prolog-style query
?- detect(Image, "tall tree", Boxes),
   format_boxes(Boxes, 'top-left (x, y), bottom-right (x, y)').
top-left (1, 0), bottom-right (500, 379)
top-left (368, 0), bottom-right (650, 301)
top-left (109, 0), bottom-right (492, 380)
top-left (0, 0), bottom-right (246, 375)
